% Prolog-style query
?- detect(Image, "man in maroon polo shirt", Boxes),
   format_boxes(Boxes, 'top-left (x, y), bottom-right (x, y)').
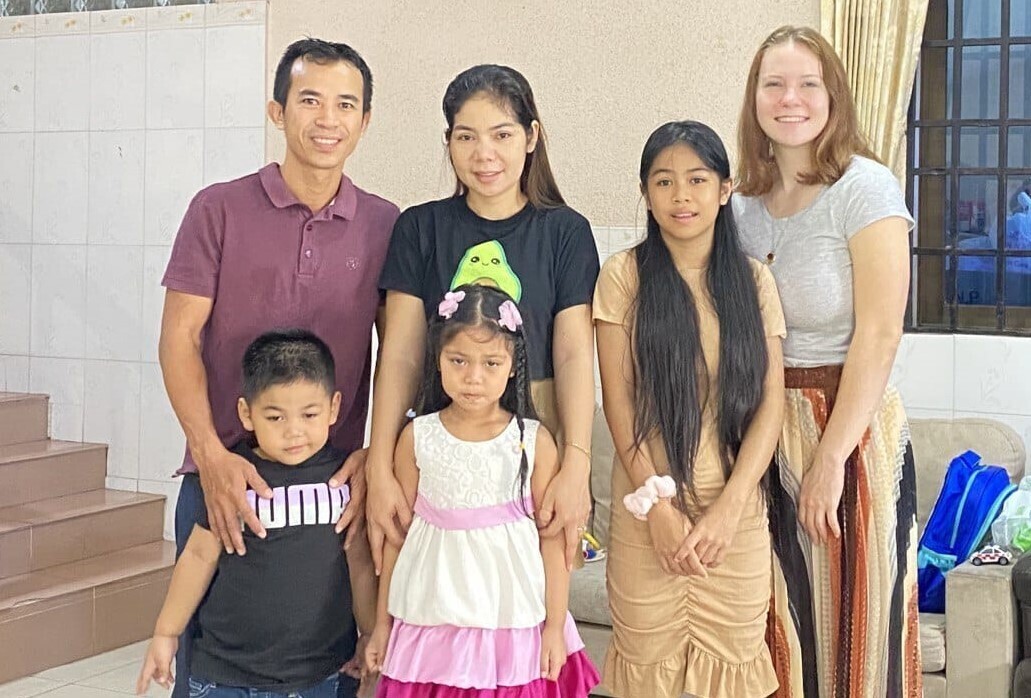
top-left (158, 39), bottom-right (398, 698)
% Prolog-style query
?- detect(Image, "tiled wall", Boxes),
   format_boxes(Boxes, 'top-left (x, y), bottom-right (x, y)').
top-left (891, 333), bottom-right (1031, 470)
top-left (0, 2), bottom-right (267, 540)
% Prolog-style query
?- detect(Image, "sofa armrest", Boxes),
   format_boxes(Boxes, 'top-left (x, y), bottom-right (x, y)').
top-left (945, 560), bottom-right (1019, 697)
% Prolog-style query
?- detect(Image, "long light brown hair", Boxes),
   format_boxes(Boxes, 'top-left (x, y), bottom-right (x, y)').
top-left (736, 25), bottom-right (878, 196)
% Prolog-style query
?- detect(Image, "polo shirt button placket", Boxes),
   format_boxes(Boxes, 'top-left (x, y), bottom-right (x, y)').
top-left (299, 219), bottom-right (316, 275)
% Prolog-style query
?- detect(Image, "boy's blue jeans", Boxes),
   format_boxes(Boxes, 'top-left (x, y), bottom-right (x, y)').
top-left (187, 673), bottom-right (340, 698)
top-left (173, 475), bottom-right (359, 698)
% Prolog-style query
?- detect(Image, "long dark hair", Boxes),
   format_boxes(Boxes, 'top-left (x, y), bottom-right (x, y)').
top-left (633, 121), bottom-right (768, 512)
top-left (419, 284), bottom-right (538, 504)
top-left (442, 64), bottom-right (565, 209)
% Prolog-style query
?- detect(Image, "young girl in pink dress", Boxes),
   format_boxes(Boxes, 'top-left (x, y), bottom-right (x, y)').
top-left (365, 283), bottom-right (599, 697)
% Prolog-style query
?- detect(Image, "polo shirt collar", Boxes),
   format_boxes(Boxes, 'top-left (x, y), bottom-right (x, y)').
top-left (258, 163), bottom-right (358, 220)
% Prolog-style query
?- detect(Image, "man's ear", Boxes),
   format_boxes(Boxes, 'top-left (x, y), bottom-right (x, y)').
top-left (329, 391), bottom-right (342, 425)
top-left (267, 100), bottom-right (285, 130)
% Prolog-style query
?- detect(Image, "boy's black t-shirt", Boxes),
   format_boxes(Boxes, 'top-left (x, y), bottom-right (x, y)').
top-left (378, 196), bottom-right (600, 381)
top-left (191, 442), bottom-right (355, 692)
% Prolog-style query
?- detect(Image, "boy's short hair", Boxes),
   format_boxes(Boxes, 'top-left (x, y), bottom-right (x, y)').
top-left (241, 329), bottom-right (336, 402)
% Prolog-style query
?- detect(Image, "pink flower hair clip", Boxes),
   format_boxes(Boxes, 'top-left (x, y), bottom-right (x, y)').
top-left (437, 290), bottom-right (466, 319)
top-left (498, 300), bottom-right (523, 332)
top-left (623, 475), bottom-right (677, 520)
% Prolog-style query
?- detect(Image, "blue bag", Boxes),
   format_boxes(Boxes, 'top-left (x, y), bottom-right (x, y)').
top-left (917, 450), bottom-right (1015, 613)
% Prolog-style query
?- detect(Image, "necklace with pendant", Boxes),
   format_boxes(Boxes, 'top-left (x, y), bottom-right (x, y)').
top-left (766, 216), bottom-right (788, 265)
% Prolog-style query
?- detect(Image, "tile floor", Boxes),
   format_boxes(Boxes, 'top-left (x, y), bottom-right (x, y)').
top-left (0, 641), bottom-right (164, 697)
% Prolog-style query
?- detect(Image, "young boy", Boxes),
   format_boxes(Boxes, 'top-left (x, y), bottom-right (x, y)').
top-left (137, 329), bottom-right (377, 698)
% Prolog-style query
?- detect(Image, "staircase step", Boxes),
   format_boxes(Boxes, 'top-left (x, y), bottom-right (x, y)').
top-left (0, 490), bottom-right (166, 579)
top-left (0, 440), bottom-right (107, 508)
top-left (0, 540), bottom-right (176, 684)
top-left (0, 393), bottom-right (48, 447)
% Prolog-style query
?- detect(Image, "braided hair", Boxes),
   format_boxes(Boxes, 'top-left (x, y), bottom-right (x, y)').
top-left (418, 284), bottom-right (538, 507)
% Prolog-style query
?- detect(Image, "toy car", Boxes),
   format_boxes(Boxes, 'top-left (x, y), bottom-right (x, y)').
top-left (971, 544), bottom-right (1014, 566)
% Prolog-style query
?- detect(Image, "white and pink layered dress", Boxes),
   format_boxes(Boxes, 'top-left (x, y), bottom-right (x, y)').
top-left (377, 412), bottom-right (600, 698)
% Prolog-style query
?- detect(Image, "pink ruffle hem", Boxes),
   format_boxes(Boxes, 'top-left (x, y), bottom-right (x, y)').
top-left (376, 648), bottom-right (600, 698)
top-left (382, 613), bottom-right (586, 687)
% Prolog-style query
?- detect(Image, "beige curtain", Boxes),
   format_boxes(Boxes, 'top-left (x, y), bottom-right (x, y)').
top-left (821, 0), bottom-right (929, 180)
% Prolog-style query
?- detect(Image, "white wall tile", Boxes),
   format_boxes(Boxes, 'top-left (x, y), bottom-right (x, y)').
top-left (137, 477), bottom-right (181, 542)
top-left (0, 133), bottom-right (33, 243)
top-left (33, 131), bottom-right (88, 244)
top-left (105, 476), bottom-right (138, 492)
top-left (954, 335), bottom-right (1031, 415)
top-left (29, 357), bottom-right (84, 441)
top-left (591, 226), bottom-right (609, 257)
top-left (204, 24), bottom-right (265, 128)
top-left (85, 246), bottom-right (144, 361)
top-left (30, 244), bottom-right (87, 358)
top-left (203, 127), bottom-right (264, 185)
top-left (144, 129), bottom-right (203, 245)
top-left (0, 244), bottom-right (32, 355)
top-left (0, 16), bottom-right (35, 39)
top-left (609, 226), bottom-right (641, 254)
top-left (90, 31), bottom-right (146, 131)
top-left (206, 1), bottom-right (266, 27)
top-left (905, 407), bottom-right (954, 420)
top-left (84, 359), bottom-right (141, 480)
top-left (0, 38), bottom-right (34, 132)
top-left (88, 130), bottom-right (145, 245)
top-left (0, 355), bottom-right (30, 393)
top-left (49, 402), bottom-right (84, 441)
top-left (149, 5), bottom-right (204, 30)
top-left (891, 333), bottom-right (955, 411)
top-left (90, 9), bottom-right (148, 34)
top-left (34, 35), bottom-right (89, 132)
top-left (141, 245), bottom-right (172, 364)
top-left (139, 363), bottom-right (186, 482)
top-left (34, 13), bottom-right (88, 37)
top-left (146, 28), bottom-right (204, 130)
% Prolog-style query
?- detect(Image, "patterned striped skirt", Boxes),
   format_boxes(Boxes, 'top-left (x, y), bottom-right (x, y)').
top-left (766, 366), bottom-right (922, 698)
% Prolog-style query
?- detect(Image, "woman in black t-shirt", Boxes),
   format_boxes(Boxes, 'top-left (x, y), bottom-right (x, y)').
top-left (367, 64), bottom-right (599, 572)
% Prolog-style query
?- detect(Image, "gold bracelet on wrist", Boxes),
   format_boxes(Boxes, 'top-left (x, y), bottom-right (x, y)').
top-left (566, 441), bottom-right (592, 461)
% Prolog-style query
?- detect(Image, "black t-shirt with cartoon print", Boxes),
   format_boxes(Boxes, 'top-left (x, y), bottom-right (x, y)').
top-left (379, 195), bottom-right (599, 380)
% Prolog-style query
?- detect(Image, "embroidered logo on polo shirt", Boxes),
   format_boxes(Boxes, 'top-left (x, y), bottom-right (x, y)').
top-left (345, 257), bottom-right (360, 270)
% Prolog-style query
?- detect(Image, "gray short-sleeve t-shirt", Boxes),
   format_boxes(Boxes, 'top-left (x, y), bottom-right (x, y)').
top-left (733, 156), bottom-right (913, 367)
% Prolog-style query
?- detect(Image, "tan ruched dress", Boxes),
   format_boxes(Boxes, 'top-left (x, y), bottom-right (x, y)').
top-left (593, 250), bottom-right (786, 698)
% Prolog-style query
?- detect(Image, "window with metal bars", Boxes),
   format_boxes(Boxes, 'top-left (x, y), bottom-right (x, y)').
top-left (907, 0), bottom-right (1031, 334)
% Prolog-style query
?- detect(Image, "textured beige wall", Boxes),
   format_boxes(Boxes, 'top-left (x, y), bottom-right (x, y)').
top-left (257, 1), bottom-right (820, 225)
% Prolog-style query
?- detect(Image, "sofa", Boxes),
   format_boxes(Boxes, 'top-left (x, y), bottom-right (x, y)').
top-left (569, 411), bottom-right (1027, 697)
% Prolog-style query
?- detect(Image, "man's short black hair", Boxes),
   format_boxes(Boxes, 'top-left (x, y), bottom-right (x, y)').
top-left (273, 38), bottom-right (373, 113)
top-left (241, 329), bottom-right (336, 402)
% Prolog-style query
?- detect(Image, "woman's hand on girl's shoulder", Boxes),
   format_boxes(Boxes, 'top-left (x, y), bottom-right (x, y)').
top-left (539, 621), bottom-right (568, 682)
top-left (647, 500), bottom-right (707, 578)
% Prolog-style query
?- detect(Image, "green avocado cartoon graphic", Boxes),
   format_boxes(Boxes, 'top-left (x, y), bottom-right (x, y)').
top-left (449, 240), bottom-right (522, 301)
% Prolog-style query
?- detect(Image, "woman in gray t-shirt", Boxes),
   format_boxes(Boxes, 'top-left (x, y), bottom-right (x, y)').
top-left (733, 26), bottom-right (921, 698)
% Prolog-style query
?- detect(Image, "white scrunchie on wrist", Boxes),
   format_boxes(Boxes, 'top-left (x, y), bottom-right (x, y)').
top-left (623, 475), bottom-right (677, 520)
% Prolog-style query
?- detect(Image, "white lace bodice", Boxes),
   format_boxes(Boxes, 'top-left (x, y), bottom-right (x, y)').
top-left (413, 413), bottom-right (539, 510)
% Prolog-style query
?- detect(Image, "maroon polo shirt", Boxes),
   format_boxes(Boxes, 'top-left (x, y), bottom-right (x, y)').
top-left (162, 163), bottom-right (399, 474)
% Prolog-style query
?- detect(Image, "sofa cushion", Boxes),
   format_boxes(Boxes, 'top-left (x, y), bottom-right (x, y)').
top-left (909, 418), bottom-right (1026, 532)
top-left (569, 558), bottom-right (611, 626)
top-left (919, 612), bottom-right (946, 672)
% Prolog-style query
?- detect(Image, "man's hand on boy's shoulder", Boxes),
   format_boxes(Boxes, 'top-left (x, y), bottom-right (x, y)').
top-left (332, 447), bottom-right (368, 547)
top-left (196, 446), bottom-right (271, 555)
